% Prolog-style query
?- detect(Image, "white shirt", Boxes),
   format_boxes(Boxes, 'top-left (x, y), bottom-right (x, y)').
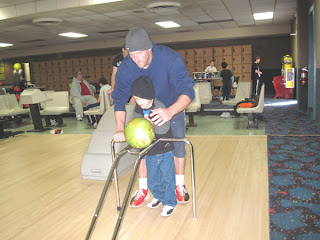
top-left (205, 66), bottom-right (218, 72)
top-left (99, 84), bottom-right (111, 97)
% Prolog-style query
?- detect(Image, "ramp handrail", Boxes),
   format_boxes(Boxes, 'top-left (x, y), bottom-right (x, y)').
top-left (85, 138), bottom-right (196, 240)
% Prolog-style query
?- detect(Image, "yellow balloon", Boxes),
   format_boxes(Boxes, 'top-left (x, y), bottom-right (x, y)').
top-left (14, 63), bottom-right (21, 70)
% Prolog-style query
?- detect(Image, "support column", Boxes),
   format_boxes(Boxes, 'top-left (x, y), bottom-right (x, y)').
top-left (296, 0), bottom-right (309, 111)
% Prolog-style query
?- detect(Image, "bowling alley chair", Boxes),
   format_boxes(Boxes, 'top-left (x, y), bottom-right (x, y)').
top-left (186, 84), bottom-right (201, 127)
top-left (40, 91), bottom-right (70, 127)
top-left (196, 82), bottom-right (213, 115)
top-left (83, 90), bottom-right (111, 124)
top-left (222, 81), bottom-right (251, 106)
top-left (236, 84), bottom-right (265, 129)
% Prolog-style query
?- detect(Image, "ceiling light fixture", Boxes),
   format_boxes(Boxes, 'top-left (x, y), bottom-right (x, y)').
top-left (32, 18), bottom-right (63, 26)
top-left (58, 32), bottom-right (88, 38)
top-left (253, 12), bottom-right (273, 20)
top-left (95, 0), bottom-right (123, 3)
top-left (147, 2), bottom-right (181, 13)
top-left (0, 43), bottom-right (13, 47)
top-left (156, 21), bottom-right (180, 28)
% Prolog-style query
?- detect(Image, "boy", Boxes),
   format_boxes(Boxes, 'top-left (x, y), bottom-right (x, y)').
top-left (220, 62), bottom-right (234, 101)
top-left (130, 75), bottom-right (177, 217)
top-left (86, 77), bottom-right (111, 128)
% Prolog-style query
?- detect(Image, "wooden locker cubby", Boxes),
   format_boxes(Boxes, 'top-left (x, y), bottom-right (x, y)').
top-left (223, 56), bottom-right (232, 65)
top-left (185, 59), bottom-right (195, 67)
top-left (242, 63), bottom-right (251, 73)
top-left (232, 45), bottom-right (242, 56)
top-left (242, 72), bottom-right (252, 82)
top-left (242, 54), bottom-right (252, 64)
top-left (194, 48), bottom-right (204, 58)
top-left (203, 57), bottom-right (212, 66)
top-left (242, 45), bottom-right (252, 55)
top-left (65, 59), bottom-right (73, 67)
top-left (232, 55), bottom-right (242, 65)
top-left (194, 57), bottom-right (204, 67)
top-left (222, 46), bottom-right (232, 56)
top-left (214, 56), bottom-right (223, 67)
top-left (185, 49), bottom-right (195, 59)
top-left (213, 47), bottom-right (223, 57)
top-left (176, 49), bottom-right (185, 58)
top-left (232, 64), bottom-right (242, 74)
top-left (203, 48), bottom-right (213, 58)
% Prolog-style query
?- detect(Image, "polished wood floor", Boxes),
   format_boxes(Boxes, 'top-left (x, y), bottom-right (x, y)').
top-left (0, 135), bottom-right (269, 240)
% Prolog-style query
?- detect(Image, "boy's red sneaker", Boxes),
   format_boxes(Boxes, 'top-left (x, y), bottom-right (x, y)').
top-left (130, 189), bottom-right (149, 207)
top-left (176, 185), bottom-right (190, 203)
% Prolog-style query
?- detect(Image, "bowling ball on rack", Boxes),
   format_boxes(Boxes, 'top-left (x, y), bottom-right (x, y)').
top-left (14, 63), bottom-right (21, 70)
top-left (124, 118), bottom-right (155, 149)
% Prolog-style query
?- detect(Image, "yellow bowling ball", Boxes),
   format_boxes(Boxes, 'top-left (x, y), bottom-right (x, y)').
top-left (14, 63), bottom-right (21, 70)
top-left (69, 83), bottom-right (72, 88)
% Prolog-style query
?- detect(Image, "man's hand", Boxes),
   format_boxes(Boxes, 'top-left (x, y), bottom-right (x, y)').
top-left (113, 130), bottom-right (126, 142)
top-left (108, 90), bottom-right (113, 104)
top-left (149, 108), bottom-right (173, 126)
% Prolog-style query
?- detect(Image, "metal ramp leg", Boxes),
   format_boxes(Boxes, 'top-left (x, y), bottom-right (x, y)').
top-left (85, 138), bottom-right (196, 240)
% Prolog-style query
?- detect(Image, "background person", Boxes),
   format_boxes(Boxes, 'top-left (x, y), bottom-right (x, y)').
top-left (109, 45), bottom-right (128, 103)
top-left (111, 26), bottom-right (195, 207)
top-left (220, 62), bottom-right (234, 101)
top-left (205, 60), bottom-right (217, 73)
top-left (85, 77), bottom-right (111, 128)
top-left (69, 72), bottom-right (97, 121)
top-left (252, 56), bottom-right (262, 96)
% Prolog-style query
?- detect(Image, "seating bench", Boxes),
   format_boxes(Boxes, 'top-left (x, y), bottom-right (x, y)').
top-left (196, 82), bottom-right (213, 115)
top-left (222, 82), bottom-right (251, 106)
top-left (186, 84), bottom-right (201, 127)
top-left (0, 94), bottom-right (30, 117)
top-left (236, 84), bottom-right (265, 129)
top-left (83, 90), bottom-right (111, 123)
top-left (40, 91), bottom-right (70, 127)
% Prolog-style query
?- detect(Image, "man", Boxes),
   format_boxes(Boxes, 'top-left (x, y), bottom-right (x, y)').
top-left (69, 71), bottom-right (97, 121)
top-left (111, 27), bottom-right (195, 207)
top-left (110, 45), bottom-right (128, 92)
top-left (252, 56), bottom-right (263, 96)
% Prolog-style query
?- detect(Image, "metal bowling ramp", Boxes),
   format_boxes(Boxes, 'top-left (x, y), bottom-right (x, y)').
top-left (85, 138), bottom-right (196, 240)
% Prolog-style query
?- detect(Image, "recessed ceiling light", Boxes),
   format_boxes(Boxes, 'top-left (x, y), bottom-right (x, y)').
top-left (0, 43), bottom-right (13, 47)
top-left (32, 18), bottom-right (63, 26)
top-left (155, 21), bottom-right (180, 28)
top-left (95, 0), bottom-right (123, 3)
top-left (253, 12), bottom-right (273, 20)
top-left (58, 32), bottom-right (88, 38)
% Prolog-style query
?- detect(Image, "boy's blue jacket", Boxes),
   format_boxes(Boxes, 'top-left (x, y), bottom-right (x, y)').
top-left (112, 42), bottom-right (195, 112)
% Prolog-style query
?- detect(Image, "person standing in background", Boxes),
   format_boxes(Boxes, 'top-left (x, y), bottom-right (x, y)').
top-left (251, 56), bottom-right (262, 96)
top-left (109, 45), bottom-right (128, 103)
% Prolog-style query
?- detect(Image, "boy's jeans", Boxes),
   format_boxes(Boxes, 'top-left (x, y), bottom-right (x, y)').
top-left (145, 150), bottom-right (177, 207)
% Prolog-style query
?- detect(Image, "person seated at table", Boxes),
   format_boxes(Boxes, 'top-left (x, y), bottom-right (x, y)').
top-left (69, 71), bottom-right (97, 121)
top-left (205, 60), bottom-right (217, 73)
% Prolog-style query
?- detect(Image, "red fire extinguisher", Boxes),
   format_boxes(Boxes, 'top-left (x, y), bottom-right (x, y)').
top-left (301, 67), bottom-right (308, 85)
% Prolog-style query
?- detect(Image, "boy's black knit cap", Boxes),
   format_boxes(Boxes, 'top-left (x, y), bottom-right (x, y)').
top-left (125, 27), bottom-right (153, 53)
top-left (130, 76), bottom-right (155, 100)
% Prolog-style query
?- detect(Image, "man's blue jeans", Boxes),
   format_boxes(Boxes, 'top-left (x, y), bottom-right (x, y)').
top-left (145, 150), bottom-right (177, 207)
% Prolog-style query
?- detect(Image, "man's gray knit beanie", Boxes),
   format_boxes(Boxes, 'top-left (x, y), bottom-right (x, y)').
top-left (125, 27), bottom-right (153, 53)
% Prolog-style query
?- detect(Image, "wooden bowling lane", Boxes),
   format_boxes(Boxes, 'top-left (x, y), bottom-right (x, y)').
top-left (0, 135), bottom-right (269, 240)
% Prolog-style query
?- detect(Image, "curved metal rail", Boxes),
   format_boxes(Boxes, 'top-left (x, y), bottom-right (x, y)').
top-left (85, 138), bottom-right (196, 240)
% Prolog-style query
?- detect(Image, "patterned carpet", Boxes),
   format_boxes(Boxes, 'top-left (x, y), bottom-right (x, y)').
top-left (264, 102), bottom-right (320, 240)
